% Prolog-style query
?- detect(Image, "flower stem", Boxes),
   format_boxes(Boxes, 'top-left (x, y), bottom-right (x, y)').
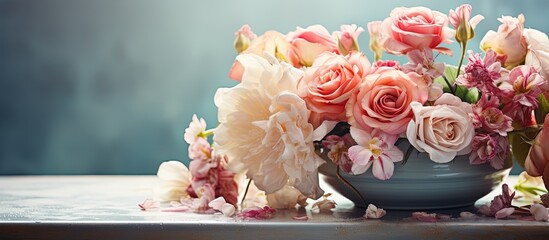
top-left (336, 166), bottom-right (367, 207)
top-left (240, 178), bottom-right (252, 207)
top-left (456, 41), bottom-right (467, 80)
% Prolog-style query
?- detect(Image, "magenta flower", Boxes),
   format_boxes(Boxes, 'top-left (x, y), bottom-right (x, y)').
top-left (469, 133), bottom-right (509, 170)
top-left (501, 65), bottom-right (544, 126)
top-left (471, 94), bottom-right (513, 136)
top-left (321, 134), bottom-right (355, 173)
top-left (479, 184), bottom-right (515, 218)
top-left (455, 49), bottom-right (503, 94)
top-left (347, 127), bottom-right (403, 180)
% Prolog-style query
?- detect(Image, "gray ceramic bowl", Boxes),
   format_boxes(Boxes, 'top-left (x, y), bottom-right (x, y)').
top-left (318, 139), bottom-right (512, 210)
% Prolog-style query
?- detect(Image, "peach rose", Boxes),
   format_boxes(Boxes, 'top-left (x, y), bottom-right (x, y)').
top-left (406, 93), bottom-right (475, 163)
top-left (298, 52), bottom-right (371, 128)
top-left (287, 25), bottom-right (338, 67)
top-left (380, 7), bottom-right (454, 55)
top-left (346, 67), bottom-right (428, 135)
top-left (229, 31), bottom-right (295, 81)
top-left (524, 114), bottom-right (549, 189)
top-left (480, 14), bottom-right (527, 68)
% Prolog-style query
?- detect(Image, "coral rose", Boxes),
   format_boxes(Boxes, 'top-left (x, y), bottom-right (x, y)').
top-left (406, 93), bottom-right (475, 163)
top-left (298, 52), bottom-right (371, 128)
top-left (346, 67), bottom-right (428, 135)
top-left (380, 6), bottom-right (454, 55)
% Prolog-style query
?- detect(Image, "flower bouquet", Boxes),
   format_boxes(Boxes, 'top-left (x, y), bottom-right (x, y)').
top-left (146, 4), bottom-right (549, 219)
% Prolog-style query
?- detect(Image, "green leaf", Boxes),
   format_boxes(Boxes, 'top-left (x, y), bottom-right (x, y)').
top-left (535, 94), bottom-right (549, 124)
top-left (443, 65), bottom-right (459, 84)
top-left (433, 65), bottom-right (460, 94)
top-left (510, 128), bottom-right (540, 168)
top-left (511, 133), bottom-right (531, 168)
top-left (464, 87), bottom-right (480, 104)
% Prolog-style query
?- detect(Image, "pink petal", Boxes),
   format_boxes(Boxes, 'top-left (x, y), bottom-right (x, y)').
top-left (495, 207), bottom-right (515, 219)
top-left (292, 215), bottom-right (309, 221)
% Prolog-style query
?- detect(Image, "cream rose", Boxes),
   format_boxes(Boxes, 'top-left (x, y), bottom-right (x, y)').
top-left (480, 14), bottom-right (527, 68)
top-left (215, 53), bottom-right (324, 199)
top-left (346, 67), bottom-right (428, 135)
top-left (380, 6), bottom-right (454, 55)
top-left (406, 93), bottom-right (475, 163)
top-left (298, 51), bottom-right (370, 128)
top-left (524, 28), bottom-right (549, 96)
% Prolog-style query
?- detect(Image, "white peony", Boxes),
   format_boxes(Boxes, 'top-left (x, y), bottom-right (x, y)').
top-left (214, 53), bottom-right (325, 199)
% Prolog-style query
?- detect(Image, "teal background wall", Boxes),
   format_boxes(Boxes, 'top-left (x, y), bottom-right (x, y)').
top-left (1, 0), bottom-right (546, 174)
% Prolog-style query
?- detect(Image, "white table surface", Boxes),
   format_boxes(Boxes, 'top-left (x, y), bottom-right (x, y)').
top-left (0, 175), bottom-right (547, 240)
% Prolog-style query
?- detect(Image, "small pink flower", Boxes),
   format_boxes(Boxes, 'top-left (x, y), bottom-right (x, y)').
top-left (333, 24), bottom-right (364, 55)
top-left (455, 49), bottom-right (503, 94)
top-left (364, 204), bottom-right (386, 219)
top-left (471, 94), bottom-right (513, 136)
top-left (287, 25), bottom-right (338, 67)
top-left (380, 6), bottom-right (454, 55)
top-left (184, 114), bottom-right (207, 145)
top-left (469, 133), bottom-right (509, 170)
top-left (347, 127), bottom-right (403, 180)
top-left (402, 49), bottom-right (445, 101)
top-left (321, 134), bottom-right (355, 173)
top-left (501, 65), bottom-right (544, 127)
top-left (188, 137), bottom-right (212, 161)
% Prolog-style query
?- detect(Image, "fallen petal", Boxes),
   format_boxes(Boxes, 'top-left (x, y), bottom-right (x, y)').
top-left (138, 198), bottom-right (159, 211)
top-left (208, 197), bottom-right (227, 211)
top-left (495, 207), bottom-right (515, 219)
top-left (221, 203), bottom-right (236, 217)
top-left (530, 203), bottom-right (549, 221)
top-left (292, 215), bottom-right (309, 221)
top-left (459, 211), bottom-right (477, 219)
top-left (364, 204), bottom-right (386, 219)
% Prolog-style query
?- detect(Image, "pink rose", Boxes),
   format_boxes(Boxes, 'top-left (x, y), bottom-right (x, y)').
top-left (333, 24), bottom-right (364, 55)
top-left (380, 7), bottom-right (454, 55)
top-left (525, 114), bottom-right (549, 189)
top-left (288, 25), bottom-right (338, 67)
top-left (298, 52), bottom-right (371, 128)
top-left (346, 67), bottom-right (428, 135)
top-left (480, 15), bottom-right (527, 68)
top-left (406, 93), bottom-right (475, 163)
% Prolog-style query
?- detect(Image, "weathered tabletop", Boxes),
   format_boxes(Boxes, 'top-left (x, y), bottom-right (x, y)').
top-left (0, 175), bottom-right (547, 240)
